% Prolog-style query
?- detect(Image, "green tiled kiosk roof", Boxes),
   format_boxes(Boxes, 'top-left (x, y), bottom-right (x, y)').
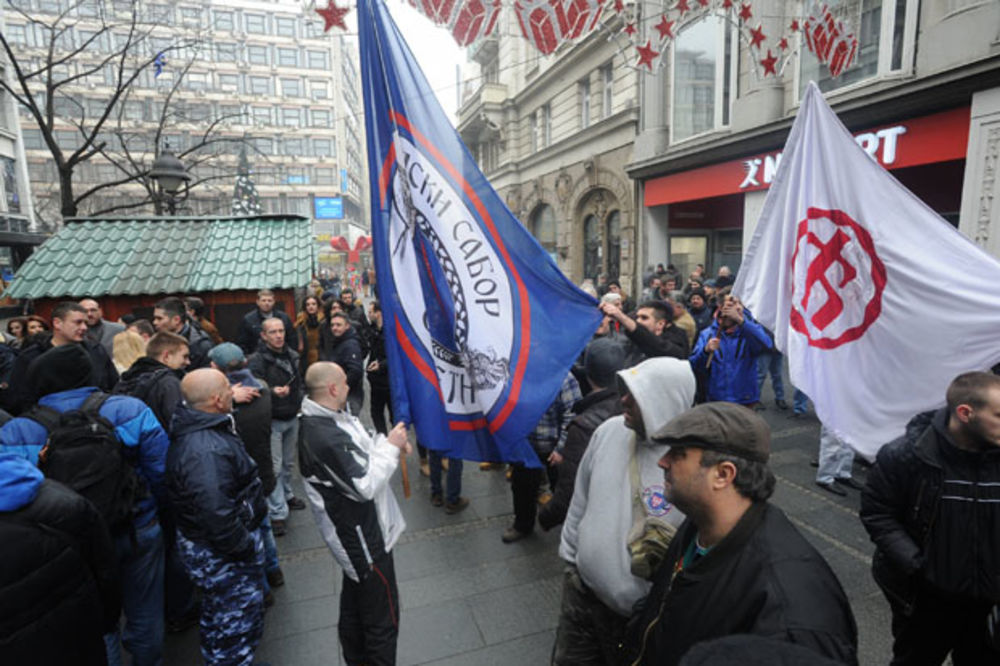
top-left (5, 215), bottom-right (313, 299)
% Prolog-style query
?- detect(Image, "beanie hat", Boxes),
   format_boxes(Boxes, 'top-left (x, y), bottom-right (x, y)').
top-left (29, 344), bottom-right (94, 398)
top-left (688, 288), bottom-right (707, 303)
top-left (207, 342), bottom-right (246, 371)
top-left (584, 337), bottom-right (627, 389)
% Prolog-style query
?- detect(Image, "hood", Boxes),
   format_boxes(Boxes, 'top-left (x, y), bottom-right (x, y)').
top-left (119, 356), bottom-right (174, 383)
top-left (170, 403), bottom-right (234, 439)
top-left (0, 453), bottom-right (43, 511)
top-left (226, 367), bottom-right (262, 390)
top-left (616, 357), bottom-right (695, 439)
top-left (300, 396), bottom-right (347, 418)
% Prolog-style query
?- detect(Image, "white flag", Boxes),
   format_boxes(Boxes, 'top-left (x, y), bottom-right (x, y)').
top-left (734, 82), bottom-right (1000, 460)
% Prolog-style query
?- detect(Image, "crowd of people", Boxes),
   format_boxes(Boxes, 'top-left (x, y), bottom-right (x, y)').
top-left (0, 260), bottom-right (998, 666)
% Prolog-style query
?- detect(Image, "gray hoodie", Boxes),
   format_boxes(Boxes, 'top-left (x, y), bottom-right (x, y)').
top-left (559, 357), bottom-right (696, 616)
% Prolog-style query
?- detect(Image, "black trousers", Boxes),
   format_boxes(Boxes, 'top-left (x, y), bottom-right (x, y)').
top-left (370, 384), bottom-right (393, 436)
top-left (890, 587), bottom-right (997, 665)
top-left (340, 551), bottom-right (399, 666)
top-left (511, 465), bottom-right (543, 533)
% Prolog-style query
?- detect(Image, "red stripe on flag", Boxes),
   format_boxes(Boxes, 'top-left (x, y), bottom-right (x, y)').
top-left (394, 315), bottom-right (443, 401)
top-left (389, 111), bottom-right (531, 434)
top-left (378, 143), bottom-right (396, 209)
top-left (450, 418), bottom-right (488, 431)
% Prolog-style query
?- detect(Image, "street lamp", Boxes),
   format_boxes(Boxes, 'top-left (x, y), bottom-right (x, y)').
top-left (150, 146), bottom-right (191, 215)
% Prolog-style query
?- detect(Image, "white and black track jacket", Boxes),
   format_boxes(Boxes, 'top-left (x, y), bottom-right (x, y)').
top-left (298, 397), bottom-right (405, 582)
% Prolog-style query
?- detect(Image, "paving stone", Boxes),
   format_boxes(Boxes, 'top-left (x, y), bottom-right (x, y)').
top-left (467, 575), bottom-right (563, 645)
top-left (256, 625), bottom-right (342, 666)
top-left (420, 629), bottom-right (556, 666)
top-left (262, 592), bottom-right (339, 642)
top-left (397, 599), bottom-right (485, 665)
top-left (270, 552), bottom-right (340, 607)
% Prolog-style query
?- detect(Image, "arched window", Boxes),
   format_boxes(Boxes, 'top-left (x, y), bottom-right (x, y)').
top-left (531, 204), bottom-right (557, 262)
top-left (584, 214), bottom-right (601, 281)
top-left (605, 210), bottom-right (621, 280)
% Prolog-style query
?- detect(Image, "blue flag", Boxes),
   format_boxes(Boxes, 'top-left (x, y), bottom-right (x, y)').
top-left (153, 52), bottom-right (166, 78)
top-left (358, 0), bottom-right (601, 467)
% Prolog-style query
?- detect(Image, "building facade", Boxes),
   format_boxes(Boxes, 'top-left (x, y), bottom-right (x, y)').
top-left (5, 0), bottom-right (367, 269)
top-left (627, 0), bottom-right (1000, 283)
top-left (458, 12), bottom-right (641, 291)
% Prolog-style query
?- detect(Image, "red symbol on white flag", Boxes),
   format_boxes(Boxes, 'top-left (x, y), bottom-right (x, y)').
top-left (789, 208), bottom-right (886, 349)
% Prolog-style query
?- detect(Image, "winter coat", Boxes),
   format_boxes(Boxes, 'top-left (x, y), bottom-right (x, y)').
top-left (294, 311), bottom-right (326, 374)
top-left (1, 386), bottom-right (168, 529)
top-left (0, 454), bottom-right (120, 665)
top-left (319, 328), bottom-right (365, 408)
top-left (623, 323), bottom-right (689, 368)
top-left (689, 306), bottom-right (714, 334)
top-left (85, 319), bottom-right (125, 357)
top-left (166, 405), bottom-right (266, 561)
top-left (3, 336), bottom-right (118, 415)
top-left (248, 343), bottom-right (303, 421)
top-left (366, 323), bottom-right (389, 390)
top-left (227, 368), bottom-right (277, 496)
top-left (689, 314), bottom-right (773, 405)
top-left (538, 387), bottom-right (621, 531)
top-left (626, 502), bottom-right (858, 666)
top-left (180, 321), bottom-right (214, 370)
top-left (114, 357), bottom-right (184, 432)
top-left (298, 397), bottom-right (405, 582)
top-left (861, 409), bottom-right (1000, 613)
top-left (237, 308), bottom-right (298, 356)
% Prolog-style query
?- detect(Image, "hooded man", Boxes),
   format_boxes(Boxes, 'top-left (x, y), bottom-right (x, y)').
top-left (553, 357), bottom-right (696, 665)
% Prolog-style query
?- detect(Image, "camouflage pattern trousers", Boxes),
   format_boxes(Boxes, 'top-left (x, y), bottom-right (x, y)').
top-left (177, 528), bottom-right (265, 666)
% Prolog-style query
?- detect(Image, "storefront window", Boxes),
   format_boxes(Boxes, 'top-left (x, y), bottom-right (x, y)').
top-left (605, 211), bottom-right (621, 280)
top-left (531, 204), bottom-right (557, 262)
top-left (584, 215), bottom-right (601, 281)
top-left (799, 0), bottom-right (917, 97)
top-left (671, 14), bottom-right (735, 143)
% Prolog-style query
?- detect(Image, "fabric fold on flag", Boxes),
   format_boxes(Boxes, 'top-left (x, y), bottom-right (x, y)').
top-left (735, 81), bottom-right (1000, 460)
top-left (357, 0), bottom-right (601, 467)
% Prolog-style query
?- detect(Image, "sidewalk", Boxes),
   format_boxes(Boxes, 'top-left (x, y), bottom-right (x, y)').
top-left (165, 397), bottom-right (892, 664)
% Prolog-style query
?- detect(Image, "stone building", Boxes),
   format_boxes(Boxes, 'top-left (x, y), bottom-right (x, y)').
top-left (626, 0), bottom-right (1000, 278)
top-left (457, 12), bottom-right (641, 292)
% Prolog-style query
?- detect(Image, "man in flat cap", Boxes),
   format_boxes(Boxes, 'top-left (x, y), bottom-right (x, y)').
top-left (624, 402), bottom-right (858, 666)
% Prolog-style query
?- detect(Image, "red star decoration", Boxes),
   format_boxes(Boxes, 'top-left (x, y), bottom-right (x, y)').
top-left (739, 3), bottom-right (753, 21)
top-left (789, 19), bottom-right (800, 32)
top-left (760, 49), bottom-right (778, 76)
top-left (721, 0), bottom-right (734, 8)
top-left (636, 40), bottom-right (659, 70)
top-left (613, 0), bottom-right (624, 12)
top-left (778, 37), bottom-right (789, 50)
top-left (316, 0), bottom-right (350, 32)
top-left (749, 24), bottom-right (766, 49)
top-left (697, 0), bottom-right (709, 6)
top-left (624, 22), bottom-right (637, 36)
top-left (654, 15), bottom-right (675, 40)
top-left (675, 0), bottom-right (690, 15)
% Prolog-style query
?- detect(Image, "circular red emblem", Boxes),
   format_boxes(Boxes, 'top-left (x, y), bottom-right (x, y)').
top-left (789, 207), bottom-right (887, 349)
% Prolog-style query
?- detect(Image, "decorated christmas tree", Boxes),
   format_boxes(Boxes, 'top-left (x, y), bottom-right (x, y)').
top-left (231, 145), bottom-right (263, 216)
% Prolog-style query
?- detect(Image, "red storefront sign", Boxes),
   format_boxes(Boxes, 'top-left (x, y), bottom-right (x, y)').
top-left (645, 106), bottom-right (970, 207)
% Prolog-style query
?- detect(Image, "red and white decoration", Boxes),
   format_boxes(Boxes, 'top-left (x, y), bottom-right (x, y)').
top-left (734, 83), bottom-right (1000, 459)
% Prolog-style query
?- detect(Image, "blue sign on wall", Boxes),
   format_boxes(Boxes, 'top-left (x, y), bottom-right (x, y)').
top-left (314, 196), bottom-right (344, 219)
top-left (341, 168), bottom-right (349, 193)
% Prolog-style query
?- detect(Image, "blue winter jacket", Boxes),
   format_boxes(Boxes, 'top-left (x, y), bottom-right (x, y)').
top-left (690, 314), bottom-right (773, 405)
top-left (0, 386), bottom-right (169, 528)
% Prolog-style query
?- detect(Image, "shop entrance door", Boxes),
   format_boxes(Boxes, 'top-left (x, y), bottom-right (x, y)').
top-left (670, 235), bottom-right (708, 281)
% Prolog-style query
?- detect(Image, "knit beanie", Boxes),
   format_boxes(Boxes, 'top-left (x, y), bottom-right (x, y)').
top-left (584, 337), bottom-right (627, 389)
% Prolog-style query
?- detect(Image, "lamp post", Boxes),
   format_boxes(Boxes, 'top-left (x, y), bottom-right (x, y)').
top-left (149, 145), bottom-right (191, 215)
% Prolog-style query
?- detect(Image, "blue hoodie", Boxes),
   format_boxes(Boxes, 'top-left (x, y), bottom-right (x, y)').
top-left (0, 386), bottom-right (169, 528)
top-left (0, 453), bottom-right (42, 512)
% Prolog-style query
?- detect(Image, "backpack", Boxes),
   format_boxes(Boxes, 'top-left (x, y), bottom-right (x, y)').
top-left (27, 392), bottom-right (146, 535)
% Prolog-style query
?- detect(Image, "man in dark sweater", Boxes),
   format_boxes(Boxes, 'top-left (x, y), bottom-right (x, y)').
top-left (599, 300), bottom-right (688, 368)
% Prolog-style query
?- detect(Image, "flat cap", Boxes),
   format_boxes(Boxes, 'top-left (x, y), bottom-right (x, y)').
top-left (651, 402), bottom-right (771, 463)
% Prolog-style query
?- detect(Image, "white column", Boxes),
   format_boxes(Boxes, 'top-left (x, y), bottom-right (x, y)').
top-left (959, 86), bottom-right (1000, 259)
top-left (742, 190), bottom-right (768, 251)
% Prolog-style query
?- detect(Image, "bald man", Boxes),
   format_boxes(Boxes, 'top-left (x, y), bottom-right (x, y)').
top-left (166, 369), bottom-right (267, 666)
top-left (298, 362), bottom-right (410, 665)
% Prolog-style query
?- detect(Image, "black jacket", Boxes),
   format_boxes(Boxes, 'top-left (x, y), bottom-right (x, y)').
top-left (861, 409), bottom-right (1000, 612)
top-left (114, 357), bottom-right (183, 432)
top-left (538, 387), bottom-right (621, 530)
top-left (0, 474), bottom-right (120, 665)
top-left (366, 323), bottom-right (389, 390)
top-left (180, 321), bottom-right (213, 370)
top-left (3, 335), bottom-right (118, 415)
top-left (623, 323), bottom-right (689, 368)
top-left (227, 369), bottom-right (277, 497)
top-left (237, 308), bottom-right (298, 356)
top-left (248, 343), bottom-right (303, 421)
top-left (689, 306), bottom-right (714, 333)
top-left (626, 502), bottom-right (858, 666)
top-left (319, 328), bottom-right (365, 406)
top-left (166, 406), bottom-right (266, 561)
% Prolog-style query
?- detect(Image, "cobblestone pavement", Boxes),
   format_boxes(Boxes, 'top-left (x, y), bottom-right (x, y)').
top-left (165, 382), bottom-right (893, 665)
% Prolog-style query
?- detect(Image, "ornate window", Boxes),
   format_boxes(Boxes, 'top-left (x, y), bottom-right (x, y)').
top-left (584, 214), bottom-right (601, 281)
top-left (605, 210), bottom-right (621, 280)
top-left (531, 204), bottom-right (557, 262)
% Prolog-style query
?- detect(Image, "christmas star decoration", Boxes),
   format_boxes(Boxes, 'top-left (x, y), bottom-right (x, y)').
top-left (760, 49), bottom-right (778, 76)
top-left (790, 19), bottom-right (800, 31)
top-left (636, 40), bottom-right (659, 70)
top-left (721, 0), bottom-right (733, 8)
top-left (739, 3), bottom-right (753, 21)
top-left (749, 24), bottom-right (766, 49)
top-left (316, 0), bottom-right (350, 32)
top-left (654, 15), bottom-right (675, 40)
top-left (697, 0), bottom-right (709, 6)
top-left (614, 0), bottom-right (624, 12)
top-left (675, 0), bottom-right (690, 15)
top-left (778, 37), bottom-right (789, 50)
top-left (624, 22), bottom-right (637, 36)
